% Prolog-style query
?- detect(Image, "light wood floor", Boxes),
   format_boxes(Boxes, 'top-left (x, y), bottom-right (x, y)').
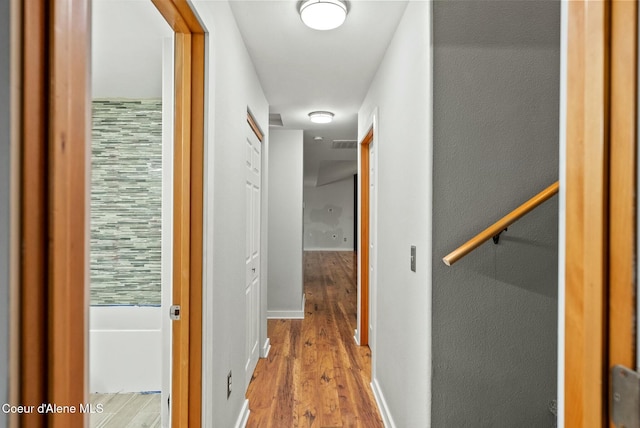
top-left (89, 392), bottom-right (160, 428)
top-left (246, 251), bottom-right (384, 427)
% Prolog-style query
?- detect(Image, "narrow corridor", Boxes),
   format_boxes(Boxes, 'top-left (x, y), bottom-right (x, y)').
top-left (246, 251), bottom-right (383, 427)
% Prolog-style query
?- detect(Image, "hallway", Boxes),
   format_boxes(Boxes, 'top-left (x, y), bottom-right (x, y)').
top-left (246, 251), bottom-right (383, 427)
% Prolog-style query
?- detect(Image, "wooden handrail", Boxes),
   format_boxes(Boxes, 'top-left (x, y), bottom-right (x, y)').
top-left (442, 181), bottom-right (559, 266)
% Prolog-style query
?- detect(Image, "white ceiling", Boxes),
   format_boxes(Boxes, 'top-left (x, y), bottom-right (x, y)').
top-left (229, 0), bottom-right (408, 186)
top-left (92, 0), bottom-right (408, 186)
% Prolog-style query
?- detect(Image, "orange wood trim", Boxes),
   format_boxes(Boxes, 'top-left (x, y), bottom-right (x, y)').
top-left (151, 0), bottom-right (203, 34)
top-left (19, 1), bottom-right (48, 426)
top-left (608, 2), bottom-right (637, 427)
top-left (172, 31), bottom-right (193, 428)
top-left (581, 0), bottom-right (609, 425)
top-left (247, 111), bottom-right (264, 142)
top-left (189, 32), bottom-right (205, 427)
top-left (153, 1), bottom-right (205, 425)
top-left (565, 2), bottom-right (587, 425)
top-left (9, 0), bottom-right (22, 424)
top-left (565, 0), bottom-right (609, 426)
top-left (359, 128), bottom-right (373, 346)
top-left (47, 0), bottom-right (90, 426)
top-left (442, 181), bottom-right (559, 266)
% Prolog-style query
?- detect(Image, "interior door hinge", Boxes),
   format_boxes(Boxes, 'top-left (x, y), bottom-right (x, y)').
top-left (612, 365), bottom-right (640, 428)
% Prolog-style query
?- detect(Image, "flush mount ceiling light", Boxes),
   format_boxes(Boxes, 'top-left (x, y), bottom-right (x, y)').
top-left (299, 0), bottom-right (347, 31)
top-left (308, 111), bottom-right (334, 124)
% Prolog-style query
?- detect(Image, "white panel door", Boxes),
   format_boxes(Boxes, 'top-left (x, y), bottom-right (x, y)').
top-left (245, 125), bottom-right (261, 388)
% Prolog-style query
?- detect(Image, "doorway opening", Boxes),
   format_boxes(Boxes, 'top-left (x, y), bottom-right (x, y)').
top-left (88, 2), bottom-right (172, 425)
top-left (16, 1), bottom-right (205, 426)
top-left (359, 127), bottom-right (374, 347)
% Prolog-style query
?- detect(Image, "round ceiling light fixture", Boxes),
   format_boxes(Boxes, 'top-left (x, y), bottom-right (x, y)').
top-left (299, 0), bottom-right (347, 31)
top-left (308, 111), bottom-right (334, 124)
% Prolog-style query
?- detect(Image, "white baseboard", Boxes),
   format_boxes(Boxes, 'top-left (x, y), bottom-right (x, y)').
top-left (267, 294), bottom-right (306, 319)
top-left (261, 338), bottom-right (271, 358)
top-left (371, 378), bottom-right (396, 428)
top-left (353, 328), bottom-right (360, 345)
top-left (303, 247), bottom-right (355, 252)
top-left (234, 399), bottom-right (250, 428)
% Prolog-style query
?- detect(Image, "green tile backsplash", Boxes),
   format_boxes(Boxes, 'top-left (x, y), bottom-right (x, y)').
top-left (90, 99), bottom-right (163, 306)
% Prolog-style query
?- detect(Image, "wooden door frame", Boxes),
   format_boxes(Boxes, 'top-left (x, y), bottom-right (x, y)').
top-left (151, 1), bottom-right (205, 426)
top-left (359, 128), bottom-right (373, 347)
top-left (16, 0), bottom-right (205, 426)
top-left (17, 1), bottom-right (91, 426)
top-left (564, 0), bottom-right (637, 426)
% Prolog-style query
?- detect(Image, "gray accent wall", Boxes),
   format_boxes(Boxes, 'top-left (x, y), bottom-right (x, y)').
top-left (432, 1), bottom-right (560, 426)
top-left (0, 0), bottom-right (10, 423)
top-left (90, 99), bottom-right (163, 306)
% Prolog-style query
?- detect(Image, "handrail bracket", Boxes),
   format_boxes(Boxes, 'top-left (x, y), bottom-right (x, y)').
top-left (492, 228), bottom-right (508, 245)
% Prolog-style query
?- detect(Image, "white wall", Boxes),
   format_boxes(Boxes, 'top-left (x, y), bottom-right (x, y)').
top-left (191, 1), bottom-right (270, 426)
top-left (304, 177), bottom-right (355, 251)
top-left (92, 0), bottom-right (171, 98)
top-left (0, 1), bottom-right (11, 422)
top-left (267, 129), bottom-right (305, 318)
top-left (89, 307), bottom-right (162, 393)
top-left (357, 2), bottom-right (432, 426)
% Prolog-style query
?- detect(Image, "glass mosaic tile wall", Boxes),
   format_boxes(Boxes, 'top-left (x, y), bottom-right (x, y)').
top-left (90, 99), bottom-right (162, 306)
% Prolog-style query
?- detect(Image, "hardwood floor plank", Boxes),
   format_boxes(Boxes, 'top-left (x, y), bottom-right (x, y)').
top-left (247, 251), bottom-right (383, 427)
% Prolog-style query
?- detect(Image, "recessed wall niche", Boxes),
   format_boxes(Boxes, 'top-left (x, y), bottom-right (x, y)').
top-left (90, 99), bottom-right (163, 306)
